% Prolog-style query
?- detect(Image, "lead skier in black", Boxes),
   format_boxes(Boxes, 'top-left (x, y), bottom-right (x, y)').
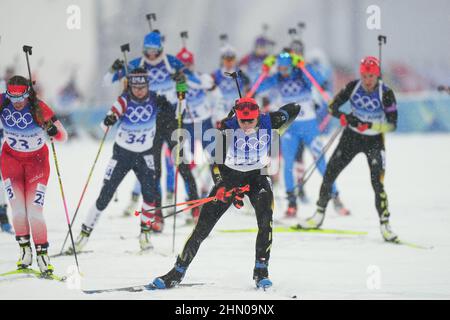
top-left (149, 97), bottom-right (300, 289)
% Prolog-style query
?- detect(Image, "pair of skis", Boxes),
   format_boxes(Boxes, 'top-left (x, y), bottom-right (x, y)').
top-left (218, 226), bottom-right (433, 250)
top-left (0, 268), bottom-right (66, 282)
top-left (82, 282), bottom-right (205, 294)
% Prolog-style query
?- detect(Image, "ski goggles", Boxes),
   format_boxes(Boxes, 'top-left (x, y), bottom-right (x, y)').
top-left (143, 47), bottom-right (162, 57)
top-left (6, 84), bottom-right (30, 103)
top-left (235, 98), bottom-right (260, 120)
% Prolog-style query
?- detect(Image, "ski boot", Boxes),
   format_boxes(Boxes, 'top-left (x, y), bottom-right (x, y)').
top-left (380, 221), bottom-right (398, 242)
top-left (152, 258), bottom-right (187, 289)
top-left (150, 210), bottom-right (164, 233)
top-left (36, 243), bottom-right (54, 277)
top-left (285, 192), bottom-right (297, 218)
top-left (139, 222), bottom-right (153, 251)
top-left (16, 235), bottom-right (33, 270)
top-left (332, 195), bottom-right (350, 216)
top-left (66, 224), bottom-right (92, 254)
top-left (297, 205), bottom-right (325, 229)
top-left (253, 259), bottom-right (272, 289)
top-left (123, 193), bottom-right (140, 217)
top-left (0, 204), bottom-right (13, 234)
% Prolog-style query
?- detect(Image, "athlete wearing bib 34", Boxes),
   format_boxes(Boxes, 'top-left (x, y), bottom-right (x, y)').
top-left (70, 68), bottom-right (199, 253)
top-left (150, 98), bottom-right (300, 290)
top-left (0, 75), bottom-right (68, 275)
top-left (299, 56), bottom-right (399, 242)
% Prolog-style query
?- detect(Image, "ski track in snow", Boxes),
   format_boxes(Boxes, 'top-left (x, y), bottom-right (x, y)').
top-left (1, 134), bottom-right (450, 299)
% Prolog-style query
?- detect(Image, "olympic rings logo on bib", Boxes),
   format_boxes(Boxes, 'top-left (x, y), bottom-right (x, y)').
top-left (220, 79), bottom-right (236, 92)
top-left (148, 68), bottom-right (169, 83)
top-left (2, 109), bottom-right (34, 129)
top-left (235, 134), bottom-right (270, 151)
top-left (351, 93), bottom-right (380, 112)
top-left (125, 105), bottom-right (153, 123)
top-left (187, 88), bottom-right (200, 100)
top-left (280, 81), bottom-right (302, 96)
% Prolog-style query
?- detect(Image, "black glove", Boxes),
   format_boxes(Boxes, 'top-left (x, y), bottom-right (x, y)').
top-left (110, 59), bottom-right (125, 72)
top-left (171, 70), bottom-right (186, 83)
top-left (103, 113), bottom-right (118, 126)
top-left (346, 113), bottom-right (364, 127)
top-left (46, 123), bottom-right (58, 137)
top-left (232, 190), bottom-right (245, 209)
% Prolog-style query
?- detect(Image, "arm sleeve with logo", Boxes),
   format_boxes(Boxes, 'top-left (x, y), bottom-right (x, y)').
top-left (269, 103), bottom-right (301, 134)
top-left (371, 88), bottom-right (398, 133)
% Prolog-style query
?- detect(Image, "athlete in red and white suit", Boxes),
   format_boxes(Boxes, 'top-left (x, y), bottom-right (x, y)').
top-left (0, 75), bottom-right (67, 274)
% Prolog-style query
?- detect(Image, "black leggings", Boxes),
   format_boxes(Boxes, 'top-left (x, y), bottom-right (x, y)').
top-left (177, 171), bottom-right (274, 268)
top-left (318, 128), bottom-right (390, 221)
top-left (153, 147), bottom-right (199, 206)
top-left (96, 144), bottom-right (158, 210)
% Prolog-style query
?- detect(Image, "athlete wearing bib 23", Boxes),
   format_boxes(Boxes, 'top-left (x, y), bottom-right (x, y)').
top-left (151, 98), bottom-right (300, 290)
top-left (0, 75), bottom-right (68, 276)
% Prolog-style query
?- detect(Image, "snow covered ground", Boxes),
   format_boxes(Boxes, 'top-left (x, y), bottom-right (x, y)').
top-left (1, 133), bottom-right (449, 299)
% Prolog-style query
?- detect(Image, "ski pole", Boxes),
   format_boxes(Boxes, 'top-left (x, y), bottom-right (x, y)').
top-left (134, 184), bottom-right (251, 215)
top-left (142, 185), bottom-right (250, 223)
top-left (134, 196), bottom-right (215, 216)
top-left (146, 13), bottom-right (156, 31)
top-left (59, 127), bottom-right (110, 254)
top-left (50, 139), bottom-right (81, 273)
top-left (120, 43), bottom-right (130, 75)
top-left (378, 35), bottom-right (387, 78)
top-left (300, 126), bottom-right (344, 186)
top-left (22, 45), bottom-right (80, 272)
top-left (225, 70), bottom-right (243, 98)
top-left (172, 85), bottom-right (185, 253)
top-left (288, 57), bottom-right (333, 132)
top-left (245, 70), bottom-right (269, 98)
top-left (120, 43), bottom-right (130, 91)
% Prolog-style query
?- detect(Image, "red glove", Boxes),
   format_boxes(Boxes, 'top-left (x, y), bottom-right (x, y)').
top-left (215, 186), bottom-right (230, 203)
top-left (262, 64), bottom-right (271, 73)
top-left (357, 123), bottom-right (370, 132)
top-left (339, 114), bottom-right (348, 127)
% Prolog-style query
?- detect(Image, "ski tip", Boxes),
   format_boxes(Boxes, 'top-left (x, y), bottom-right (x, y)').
top-left (144, 283), bottom-right (158, 291)
top-left (391, 239), bottom-right (434, 250)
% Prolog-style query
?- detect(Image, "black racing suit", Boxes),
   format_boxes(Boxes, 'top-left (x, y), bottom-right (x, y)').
top-left (317, 80), bottom-right (398, 222)
top-left (175, 103), bottom-right (300, 269)
top-left (96, 92), bottom-right (198, 211)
